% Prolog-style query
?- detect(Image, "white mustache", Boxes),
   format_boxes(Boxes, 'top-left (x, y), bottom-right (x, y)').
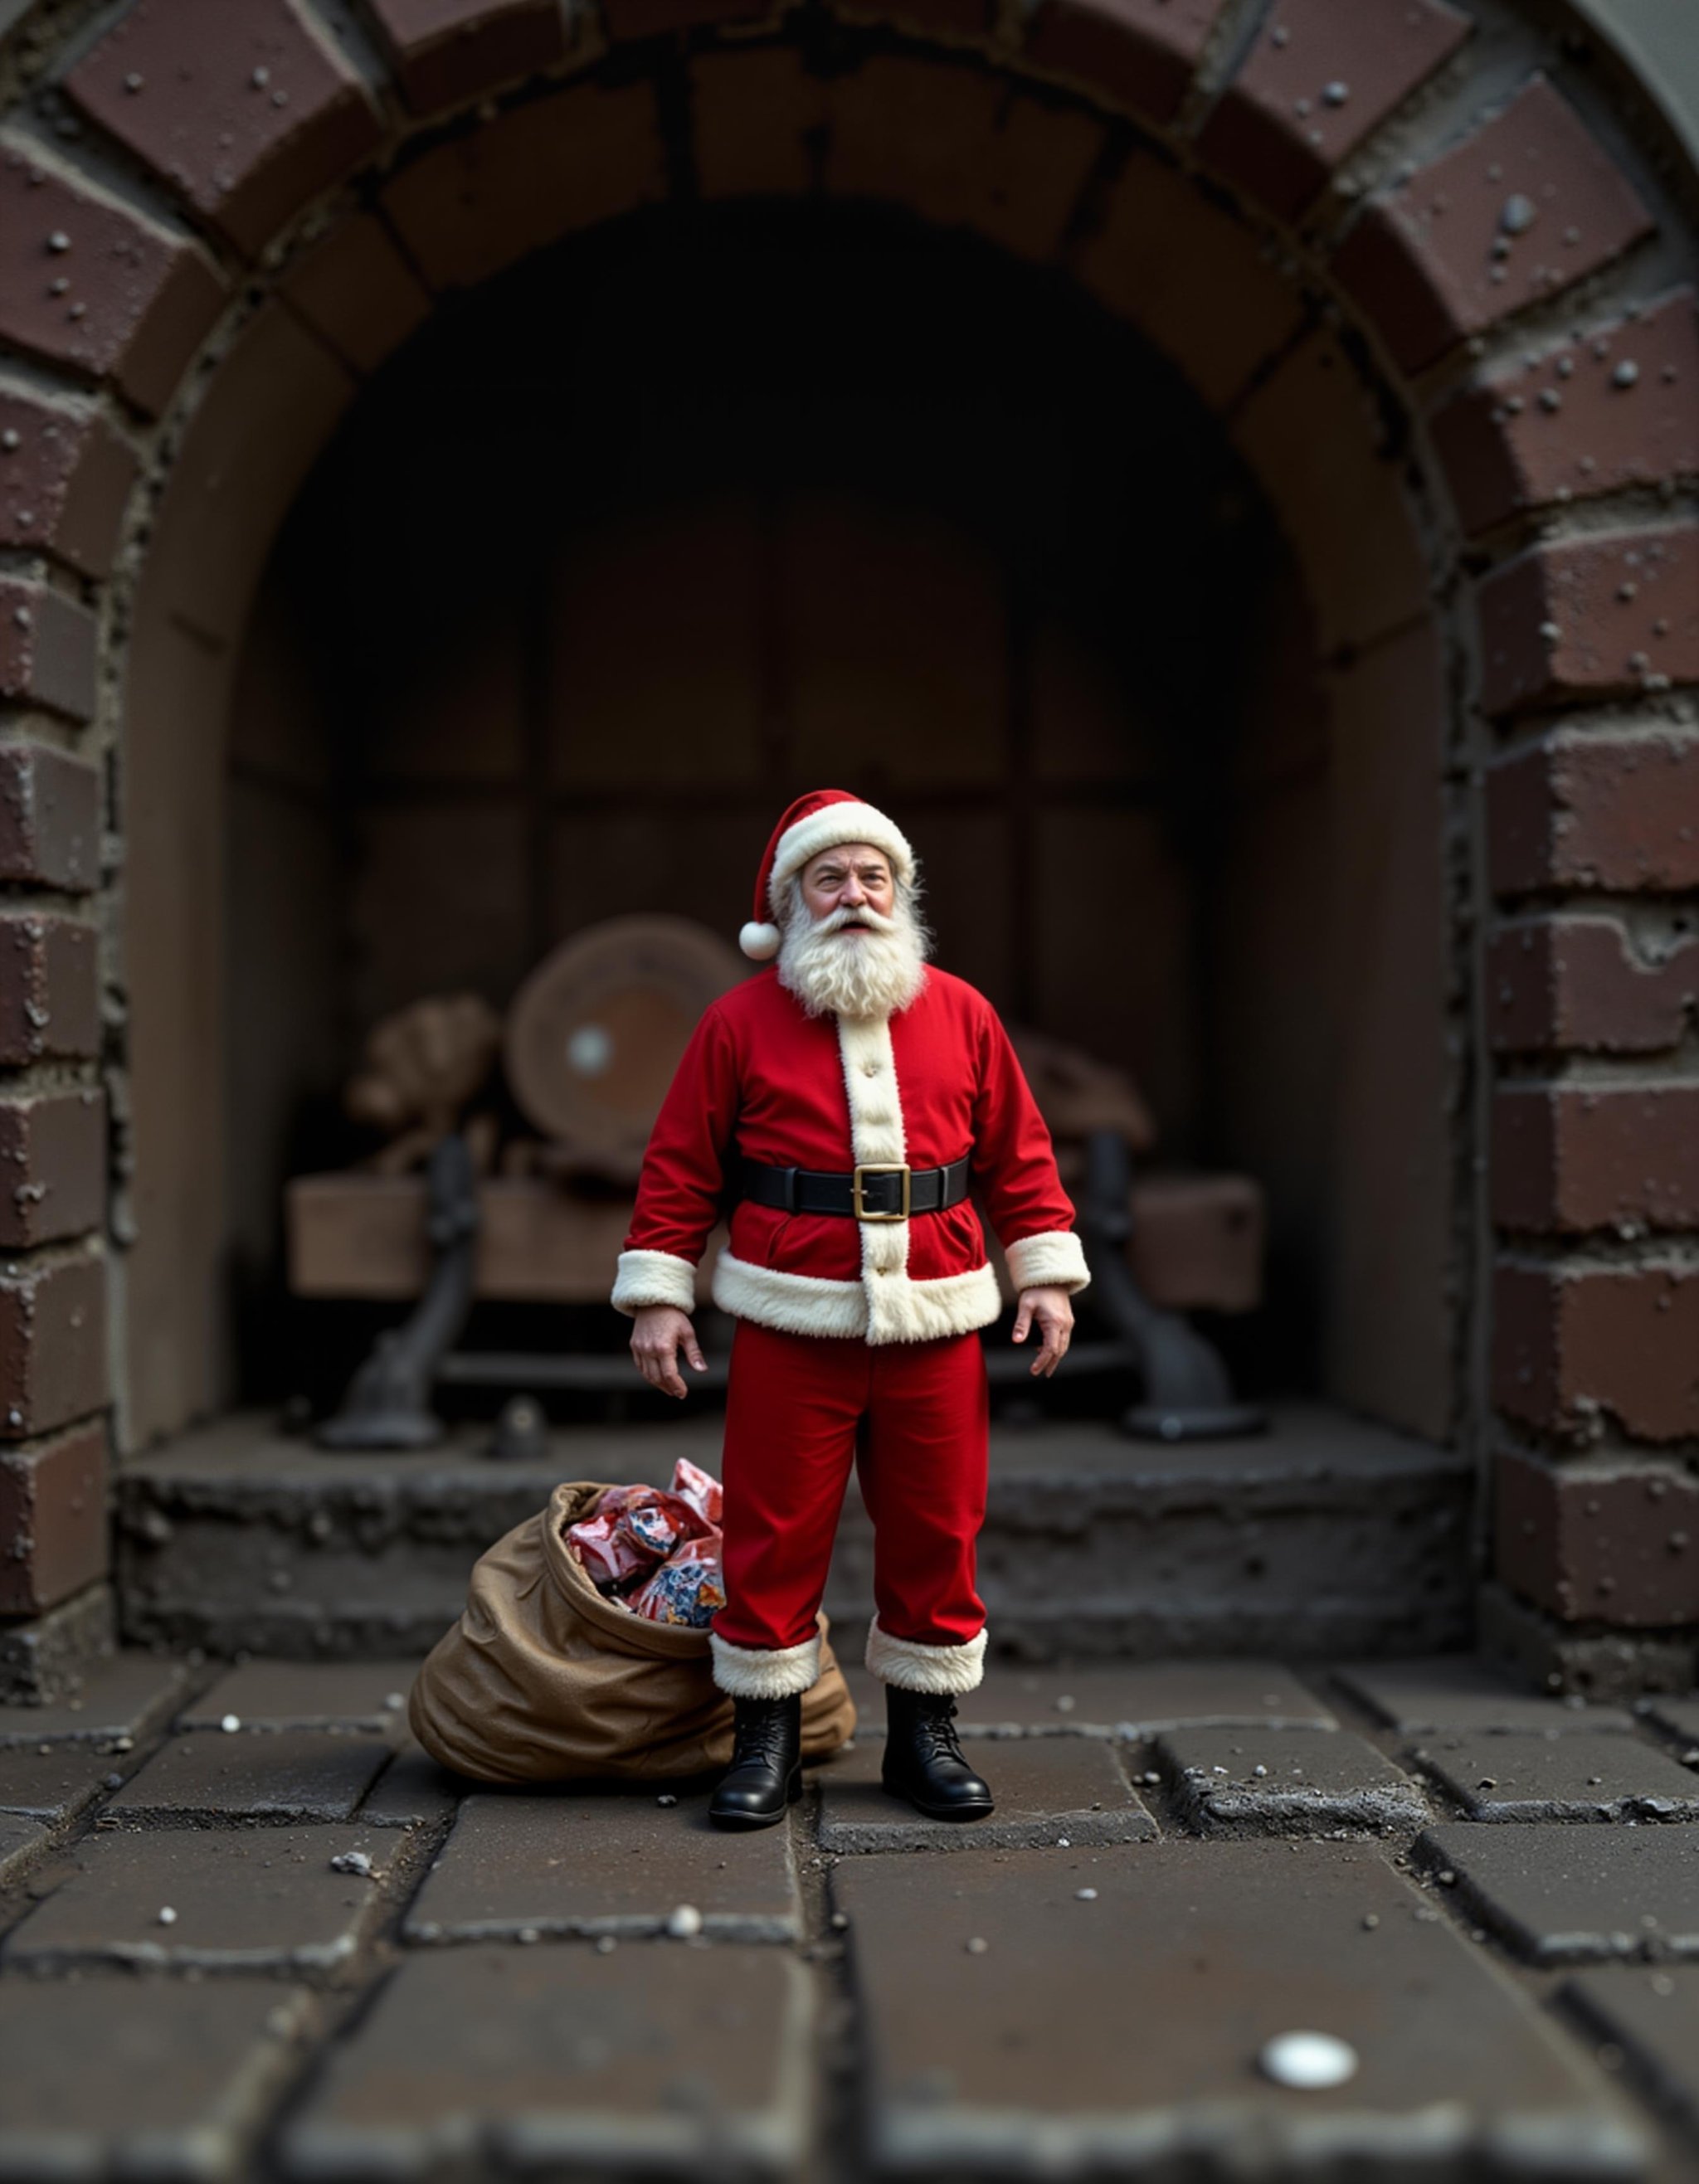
top-left (818, 905), bottom-right (897, 933)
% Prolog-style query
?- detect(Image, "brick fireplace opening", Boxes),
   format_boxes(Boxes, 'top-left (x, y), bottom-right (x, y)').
top-left (225, 198), bottom-right (1449, 1438)
top-left (101, 192), bottom-right (1476, 1666)
top-left (5, 0), bottom-right (1693, 1700)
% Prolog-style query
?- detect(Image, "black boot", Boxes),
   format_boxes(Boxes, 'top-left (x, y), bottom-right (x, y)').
top-left (881, 1685), bottom-right (995, 1821)
top-left (709, 1693), bottom-right (802, 1831)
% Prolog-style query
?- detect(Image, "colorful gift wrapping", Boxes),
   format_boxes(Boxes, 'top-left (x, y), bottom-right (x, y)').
top-left (565, 1460), bottom-right (728, 1627)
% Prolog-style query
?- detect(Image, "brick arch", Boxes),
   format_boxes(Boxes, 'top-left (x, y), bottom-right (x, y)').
top-left (2, 0), bottom-right (1695, 1690)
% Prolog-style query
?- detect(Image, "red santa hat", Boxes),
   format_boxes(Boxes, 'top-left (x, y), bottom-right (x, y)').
top-left (739, 789), bottom-right (915, 961)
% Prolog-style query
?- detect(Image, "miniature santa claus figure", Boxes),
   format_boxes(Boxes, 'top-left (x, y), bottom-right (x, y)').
top-left (611, 789), bottom-right (1089, 1828)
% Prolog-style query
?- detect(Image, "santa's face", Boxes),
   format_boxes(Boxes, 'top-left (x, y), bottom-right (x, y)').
top-left (777, 844), bottom-right (929, 1020)
top-left (797, 844), bottom-right (895, 928)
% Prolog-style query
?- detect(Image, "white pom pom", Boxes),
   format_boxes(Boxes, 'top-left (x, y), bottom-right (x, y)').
top-left (739, 921), bottom-right (781, 961)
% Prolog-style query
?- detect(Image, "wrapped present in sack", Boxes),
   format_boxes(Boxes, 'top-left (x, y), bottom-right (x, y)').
top-left (407, 1480), bottom-right (856, 1783)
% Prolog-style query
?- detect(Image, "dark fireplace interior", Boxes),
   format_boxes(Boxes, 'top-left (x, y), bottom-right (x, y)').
top-left (227, 197), bottom-right (1356, 1432)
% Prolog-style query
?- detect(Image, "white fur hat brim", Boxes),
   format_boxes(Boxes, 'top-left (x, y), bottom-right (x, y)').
top-left (767, 801), bottom-right (913, 908)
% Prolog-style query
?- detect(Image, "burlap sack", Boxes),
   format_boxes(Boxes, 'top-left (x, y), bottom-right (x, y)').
top-left (407, 1481), bottom-right (857, 1783)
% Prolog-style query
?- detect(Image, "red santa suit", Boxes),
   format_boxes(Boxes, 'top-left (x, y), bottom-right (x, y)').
top-left (611, 790), bottom-right (1088, 1700)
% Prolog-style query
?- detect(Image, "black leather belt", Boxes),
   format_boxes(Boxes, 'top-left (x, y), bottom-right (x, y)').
top-left (736, 1152), bottom-right (971, 1222)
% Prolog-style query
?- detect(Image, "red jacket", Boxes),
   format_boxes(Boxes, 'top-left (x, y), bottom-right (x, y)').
top-left (611, 964), bottom-right (1089, 1344)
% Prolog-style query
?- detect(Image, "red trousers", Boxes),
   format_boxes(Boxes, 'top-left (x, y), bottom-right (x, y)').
top-left (711, 1319), bottom-right (990, 1655)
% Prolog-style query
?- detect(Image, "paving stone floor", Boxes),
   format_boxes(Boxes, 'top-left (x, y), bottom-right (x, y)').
top-left (2, 1647), bottom-right (1699, 2182)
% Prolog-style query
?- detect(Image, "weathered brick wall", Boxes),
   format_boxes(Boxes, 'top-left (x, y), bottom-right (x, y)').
top-left (0, 382), bottom-right (114, 1612)
top-left (0, 0), bottom-right (1690, 1680)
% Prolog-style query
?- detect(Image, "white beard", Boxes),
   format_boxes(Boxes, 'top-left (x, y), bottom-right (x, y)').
top-left (776, 897), bottom-right (929, 1021)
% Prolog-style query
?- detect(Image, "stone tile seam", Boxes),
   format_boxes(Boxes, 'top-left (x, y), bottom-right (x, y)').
top-left (7, 1933), bottom-right (369, 1973)
top-left (1551, 1972), bottom-right (1699, 2138)
top-left (1409, 1838), bottom-right (1699, 1969)
top-left (402, 1912), bottom-right (800, 1943)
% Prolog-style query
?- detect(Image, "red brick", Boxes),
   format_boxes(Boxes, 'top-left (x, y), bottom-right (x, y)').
top-left (1197, 0), bottom-right (1469, 221)
top-left (0, 1418), bottom-right (107, 1615)
top-left (1073, 148), bottom-right (1306, 409)
top-left (1487, 917), bottom-right (1699, 1055)
top-left (0, 747), bottom-right (100, 893)
top-left (64, 0), bottom-right (383, 259)
top-left (822, 59), bottom-right (1104, 265)
top-left (1494, 1258), bottom-right (1699, 1444)
top-left (381, 83), bottom-right (665, 291)
top-left (0, 394), bottom-right (138, 581)
top-left (1022, 0), bottom-right (1223, 127)
top-left (0, 143), bottom-right (225, 416)
top-left (1493, 1445), bottom-right (1699, 1627)
top-left (0, 1090), bottom-right (105, 1250)
top-left (1492, 1083), bottom-right (1699, 1235)
top-left (1332, 77), bottom-right (1654, 372)
top-left (0, 582), bottom-right (97, 726)
top-left (692, 46), bottom-right (827, 201)
top-left (0, 916), bottom-right (100, 1066)
top-left (1487, 732), bottom-right (1699, 896)
top-left (1479, 529), bottom-right (1699, 717)
top-left (0, 1255), bottom-right (107, 1442)
top-left (278, 212), bottom-right (432, 377)
top-left (1431, 291), bottom-right (1699, 536)
top-left (603, 0), bottom-right (772, 35)
top-left (366, 0), bottom-right (565, 115)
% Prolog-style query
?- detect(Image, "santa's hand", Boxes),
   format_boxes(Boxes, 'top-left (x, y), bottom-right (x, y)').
top-left (1011, 1285), bottom-right (1073, 1378)
top-left (630, 1305), bottom-right (707, 1398)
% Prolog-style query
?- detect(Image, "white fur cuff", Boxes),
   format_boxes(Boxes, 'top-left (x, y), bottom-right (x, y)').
top-left (709, 1629), bottom-right (822, 1699)
top-left (866, 1617), bottom-right (987, 1694)
top-left (611, 1248), bottom-right (698, 1317)
top-left (1005, 1228), bottom-right (1091, 1296)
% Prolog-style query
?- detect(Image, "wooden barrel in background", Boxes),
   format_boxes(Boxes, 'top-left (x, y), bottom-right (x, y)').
top-left (504, 916), bottom-right (748, 1184)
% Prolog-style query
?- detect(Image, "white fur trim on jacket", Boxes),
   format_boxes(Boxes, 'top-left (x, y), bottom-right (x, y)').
top-left (709, 1627), bottom-right (821, 1699)
top-left (838, 1010), bottom-right (912, 1345)
top-left (768, 801), bottom-right (913, 907)
top-left (711, 1251), bottom-right (1002, 1344)
top-left (610, 1248), bottom-right (698, 1317)
top-left (866, 1617), bottom-right (988, 1694)
top-left (1005, 1228), bottom-right (1091, 1296)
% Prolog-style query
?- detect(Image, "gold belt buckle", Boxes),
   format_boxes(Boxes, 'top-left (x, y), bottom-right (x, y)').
top-left (852, 1162), bottom-right (910, 1221)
